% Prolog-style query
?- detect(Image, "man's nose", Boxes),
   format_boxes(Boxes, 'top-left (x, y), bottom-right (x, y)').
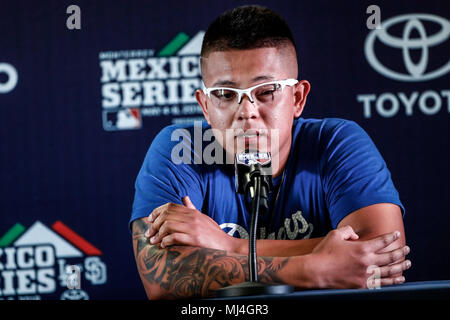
top-left (237, 94), bottom-right (259, 121)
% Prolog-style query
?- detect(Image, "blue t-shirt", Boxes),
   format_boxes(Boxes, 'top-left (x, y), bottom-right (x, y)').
top-left (130, 118), bottom-right (404, 240)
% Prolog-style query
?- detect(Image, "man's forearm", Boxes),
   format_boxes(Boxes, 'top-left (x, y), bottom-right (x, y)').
top-left (232, 237), bottom-right (324, 257)
top-left (132, 219), bottom-right (316, 299)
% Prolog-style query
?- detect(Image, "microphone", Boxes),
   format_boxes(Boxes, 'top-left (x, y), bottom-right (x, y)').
top-left (234, 150), bottom-right (273, 214)
top-left (214, 150), bottom-right (293, 297)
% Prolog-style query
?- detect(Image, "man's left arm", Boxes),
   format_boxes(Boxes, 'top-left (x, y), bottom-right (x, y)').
top-left (338, 203), bottom-right (405, 244)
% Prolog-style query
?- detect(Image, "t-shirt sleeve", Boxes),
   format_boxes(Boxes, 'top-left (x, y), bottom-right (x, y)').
top-left (320, 119), bottom-right (405, 228)
top-left (129, 126), bottom-right (203, 228)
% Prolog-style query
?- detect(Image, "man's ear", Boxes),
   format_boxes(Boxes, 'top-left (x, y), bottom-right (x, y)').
top-left (196, 89), bottom-right (211, 124)
top-left (293, 80), bottom-right (311, 118)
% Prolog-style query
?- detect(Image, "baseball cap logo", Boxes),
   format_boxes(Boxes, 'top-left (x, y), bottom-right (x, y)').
top-left (365, 14), bottom-right (450, 81)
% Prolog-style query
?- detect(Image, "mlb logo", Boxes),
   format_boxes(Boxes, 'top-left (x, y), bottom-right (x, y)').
top-left (103, 108), bottom-right (142, 131)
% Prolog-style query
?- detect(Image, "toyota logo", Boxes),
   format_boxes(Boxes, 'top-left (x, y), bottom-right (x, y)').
top-left (0, 63), bottom-right (18, 93)
top-left (365, 14), bottom-right (450, 81)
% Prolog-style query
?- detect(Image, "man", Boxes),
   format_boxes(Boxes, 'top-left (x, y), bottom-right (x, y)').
top-left (130, 5), bottom-right (411, 300)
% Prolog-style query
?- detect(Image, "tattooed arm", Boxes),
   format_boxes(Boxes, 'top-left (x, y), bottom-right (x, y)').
top-left (132, 217), bottom-right (410, 299)
top-left (132, 217), bottom-right (313, 299)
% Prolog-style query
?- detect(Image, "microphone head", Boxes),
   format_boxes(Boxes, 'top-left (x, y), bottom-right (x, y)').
top-left (234, 150), bottom-right (273, 194)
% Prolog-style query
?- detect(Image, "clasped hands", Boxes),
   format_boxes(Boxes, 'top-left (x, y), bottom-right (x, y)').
top-left (144, 196), bottom-right (235, 251)
top-left (144, 196), bottom-right (411, 289)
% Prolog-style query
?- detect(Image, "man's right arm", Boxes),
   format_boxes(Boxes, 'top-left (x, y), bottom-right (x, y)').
top-left (132, 218), bottom-right (316, 299)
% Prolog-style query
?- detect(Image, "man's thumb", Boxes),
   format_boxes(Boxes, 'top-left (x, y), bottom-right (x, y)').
top-left (339, 225), bottom-right (359, 241)
top-left (182, 196), bottom-right (196, 209)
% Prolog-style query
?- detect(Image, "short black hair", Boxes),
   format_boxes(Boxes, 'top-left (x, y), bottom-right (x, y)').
top-left (201, 5), bottom-right (297, 57)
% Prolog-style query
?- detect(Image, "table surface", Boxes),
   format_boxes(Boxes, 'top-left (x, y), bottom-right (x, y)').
top-left (213, 280), bottom-right (450, 300)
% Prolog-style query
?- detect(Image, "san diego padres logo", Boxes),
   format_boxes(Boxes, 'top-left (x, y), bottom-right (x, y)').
top-left (365, 14), bottom-right (450, 82)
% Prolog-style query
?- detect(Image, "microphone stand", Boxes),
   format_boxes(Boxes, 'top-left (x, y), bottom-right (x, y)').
top-left (215, 163), bottom-right (293, 297)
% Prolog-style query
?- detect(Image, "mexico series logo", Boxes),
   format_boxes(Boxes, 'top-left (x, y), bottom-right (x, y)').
top-left (0, 221), bottom-right (107, 300)
top-left (99, 31), bottom-right (205, 131)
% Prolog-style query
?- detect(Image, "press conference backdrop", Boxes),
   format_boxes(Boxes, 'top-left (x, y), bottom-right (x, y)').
top-left (0, 0), bottom-right (448, 300)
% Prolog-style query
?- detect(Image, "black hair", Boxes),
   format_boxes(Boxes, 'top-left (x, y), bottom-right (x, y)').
top-left (201, 5), bottom-right (297, 57)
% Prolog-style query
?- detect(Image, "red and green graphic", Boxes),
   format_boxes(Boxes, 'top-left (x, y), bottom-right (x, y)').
top-left (0, 221), bottom-right (101, 256)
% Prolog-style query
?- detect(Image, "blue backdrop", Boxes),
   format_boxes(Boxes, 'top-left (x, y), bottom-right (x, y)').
top-left (0, 0), bottom-right (449, 300)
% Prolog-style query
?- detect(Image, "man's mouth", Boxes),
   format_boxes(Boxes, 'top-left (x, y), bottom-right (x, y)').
top-left (233, 130), bottom-right (271, 152)
top-left (238, 133), bottom-right (258, 138)
top-left (235, 130), bottom-right (265, 138)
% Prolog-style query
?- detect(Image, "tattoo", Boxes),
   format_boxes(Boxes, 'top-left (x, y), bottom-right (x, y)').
top-left (132, 219), bottom-right (290, 299)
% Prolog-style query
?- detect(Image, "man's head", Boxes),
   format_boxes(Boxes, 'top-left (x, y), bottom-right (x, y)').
top-left (200, 5), bottom-right (297, 66)
top-left (196, 5), bottom-right (310, 176)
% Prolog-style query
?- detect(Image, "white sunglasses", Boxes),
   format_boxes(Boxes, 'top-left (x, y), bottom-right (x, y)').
top-left (203, 78), bottom-right (298, 106)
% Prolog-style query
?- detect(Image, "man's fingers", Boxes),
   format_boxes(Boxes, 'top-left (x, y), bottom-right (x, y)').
top-left (182, 196), bottom-right (196, 209)
top-left (380, 276), bottom-right (406, 286)
top-left (366, 260), bottom-right (411, 288)
top-left (160, 233), bottom-right (192, 249)
top-left (145, 223), bottom-right (159, 239)
top-left (368, 276), bottom-right (406, 288)
top-left (148, 206), bottom-right (163, 223)
top-left (150, 220), bottom-right (190, 244)
top-left (375, 245), bottom-right (410, 266)
top-left (146, 205), bottom-right (195, 239)
top-left (378, 259), bottom-right (412, 278)
top-left (367, 259), bottom-right (411, 278)
top-left (366, 231), bottom-right (401, 252)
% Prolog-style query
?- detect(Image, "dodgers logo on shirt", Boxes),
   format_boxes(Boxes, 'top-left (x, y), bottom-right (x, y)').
top-left (220, 211), bottom-right (313, 240)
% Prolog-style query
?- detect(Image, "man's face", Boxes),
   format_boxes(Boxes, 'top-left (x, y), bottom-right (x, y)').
top-left (196, 46), bottom-right (310, 175)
